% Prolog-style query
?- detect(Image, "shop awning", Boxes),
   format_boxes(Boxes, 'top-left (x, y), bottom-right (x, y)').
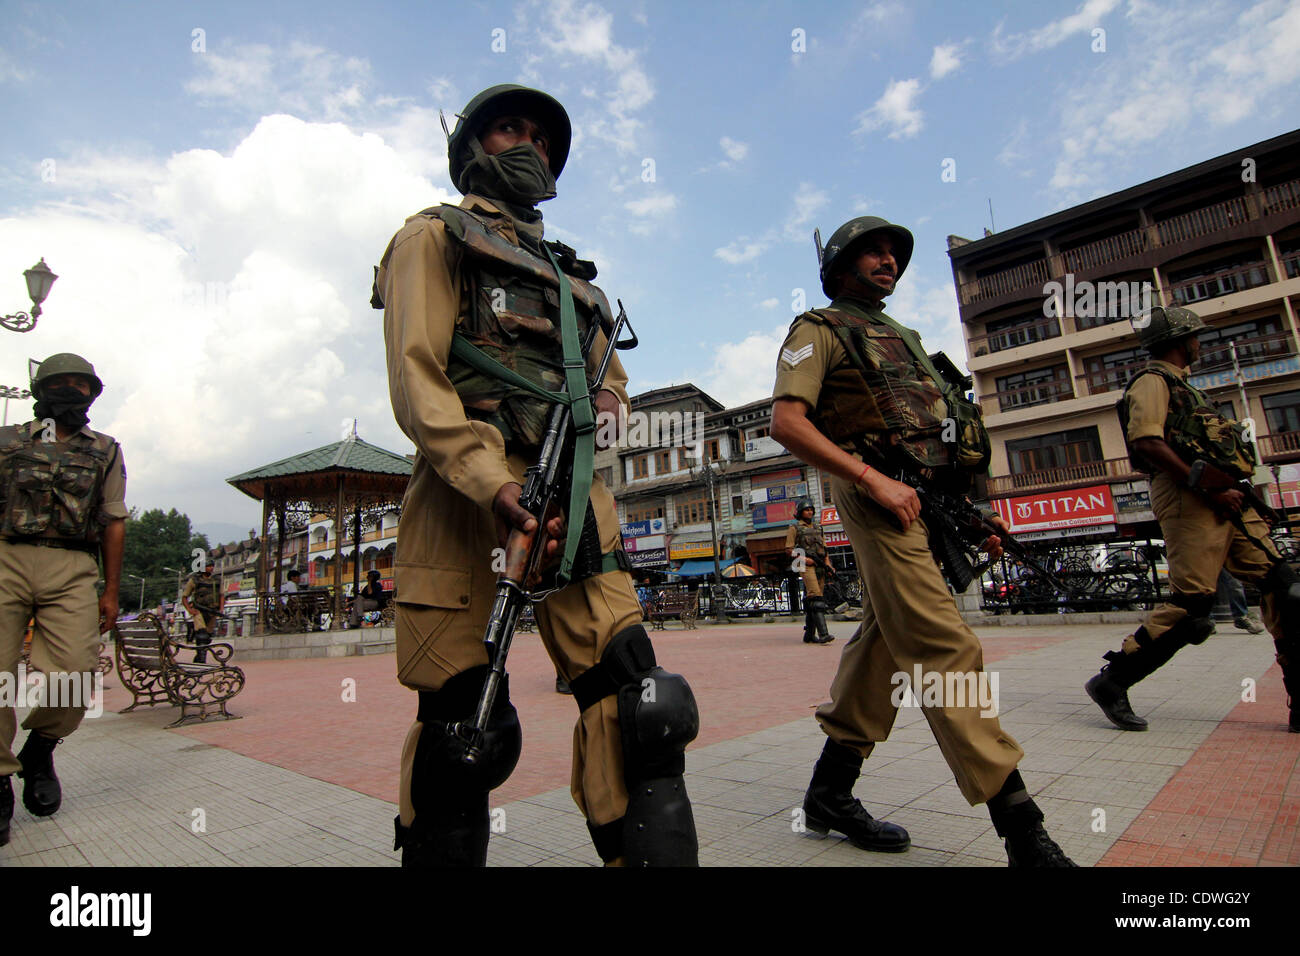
top-left (671, 557), bottom-right (739, 578)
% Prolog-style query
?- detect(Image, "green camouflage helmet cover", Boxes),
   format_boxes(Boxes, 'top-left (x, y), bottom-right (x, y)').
top-left (796, 498), bottom-right (816, 517)
top-left (1137, 305), bottom-right (1206, 354)
top-left (31, 352), bottom-right (103, 398)
top-left (820, 216), bottom-right (915, 298)
top-left (447, 84), bottom-right (572, 192)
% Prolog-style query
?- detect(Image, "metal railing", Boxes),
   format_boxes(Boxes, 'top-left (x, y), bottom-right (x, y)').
top-left (986, 457), bottom-right (1142, 496)
top-left (983, 376), bottom-right (1073, 412)
top-left (970, 316), bottom-right (1061, 356)
top-left (1259, 431), bottom-right (1300, 460)
top-left (1167, 260), bottom-right (1271, 306)
top-left (958, 178), bottom-right (1300, 306)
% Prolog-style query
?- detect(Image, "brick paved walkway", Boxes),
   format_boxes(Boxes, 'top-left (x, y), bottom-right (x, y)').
top-left (2, 620), bottom-right (1294, 866)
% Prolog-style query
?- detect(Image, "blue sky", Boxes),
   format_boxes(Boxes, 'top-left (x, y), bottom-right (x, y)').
top-left (2, 0), bottom-right (1298, 536)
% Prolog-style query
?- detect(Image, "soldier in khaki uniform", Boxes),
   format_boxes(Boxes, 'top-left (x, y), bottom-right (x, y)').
top-left (1085, 305), bottom-right (1300, 733)
top-left (0, 354), bottom-right (126, 846)
top-left (374, 85), bottom-right (698, 866)
top-left (770, 217), bottom-right (1074, 866)
top-left (181, 559), bottom-right (221, 664)
top-left (785, 499), bottom-right (835, 643)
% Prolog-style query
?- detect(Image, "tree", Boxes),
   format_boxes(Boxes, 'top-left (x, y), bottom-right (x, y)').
top-left (120, 508), bottom-right (211, 612)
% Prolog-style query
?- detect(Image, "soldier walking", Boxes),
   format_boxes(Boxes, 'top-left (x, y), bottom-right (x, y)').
top-left (0, 354), bottom-right (127, 846)
top-left (374, 85), bottom-right (698, 866)
top-left (181, 559), bottom-right (221, 664)
top-left (786, 499), bottom-right (835, 644)
top-left (1085, 305), bottom-right (1299, 733)
top-left (769, 217), bottom-right (1074, 865)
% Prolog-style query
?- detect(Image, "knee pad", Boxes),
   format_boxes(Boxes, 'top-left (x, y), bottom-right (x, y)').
top-left (570, 625), bottom-right (699, 866)
top-left (398, 667), bottom-right (522, 867)
top-left (1167, 592), bottom-right (1216, 645)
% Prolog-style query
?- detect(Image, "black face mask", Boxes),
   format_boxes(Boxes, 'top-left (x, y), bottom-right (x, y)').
top-left (33, 385), bottom-right (94, 430)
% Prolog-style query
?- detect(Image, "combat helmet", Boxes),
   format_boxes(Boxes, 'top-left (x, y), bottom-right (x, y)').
top-left (446, 84), bottom-right (572, 192)
top-left (30, 352), bottom-right (103, 398)
top-left (820, 216), bottom-right (915, 298)
top-left (1137, 305), bottom-right (1206, 354)
top-left (796, 498), bottom-right (816, 518)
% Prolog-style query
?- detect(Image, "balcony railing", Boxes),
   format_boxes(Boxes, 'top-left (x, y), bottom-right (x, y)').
top-left (1259, 431), bottom-right (1300, 460)
top-left (1077, 360), bottom-right (1147, 396)
top-left (959, 177), bottom-right (1300, 306)
top-left (970, 316), bottom-right (1061, 356)
top-left (986, 456), bottom-right (1142, 497)
top-left (1167, 260), bottom-right (1270, 306)
top-left (984, 376), bottom-right (1074, 412)
top-left (1281, 252), bottom-right (1300, 280)
top-left (1197, 329), bottom-right (1295, 372)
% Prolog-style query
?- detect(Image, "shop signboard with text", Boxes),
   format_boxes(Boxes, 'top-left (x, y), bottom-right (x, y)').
top-left (990, 484), bottom-right (1116, 534)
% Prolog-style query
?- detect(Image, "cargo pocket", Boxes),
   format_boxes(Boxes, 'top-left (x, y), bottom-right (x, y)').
top-left (394, 562), bottom-right (479, 688)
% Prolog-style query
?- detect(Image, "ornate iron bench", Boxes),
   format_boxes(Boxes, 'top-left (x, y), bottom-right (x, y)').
top-left (114, 613), bottom-right (245, 727)
top-left (647, 591), bottom-right (699, 630)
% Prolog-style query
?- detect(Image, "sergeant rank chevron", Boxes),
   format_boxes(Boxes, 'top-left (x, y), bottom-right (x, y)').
top-left (781, 344), bottom-right (814, 367)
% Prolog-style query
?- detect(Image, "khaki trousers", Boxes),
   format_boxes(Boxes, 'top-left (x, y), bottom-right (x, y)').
top-left (816, 476), bottom-right (1024, 805)
top-left (0, 542), bottom-right (100, 776)
top-left (1122, 474), bottom-right (1281, 652)
top-left (800, 566), bottom-right (825, 599)
top-left (396, 462), bottom-right (642, 830)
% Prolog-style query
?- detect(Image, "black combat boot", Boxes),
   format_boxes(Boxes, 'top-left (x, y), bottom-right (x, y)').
top-left (1084, 664), bottom-right (1148, 731)
top-left (193, 629), bottom-right (211, 665)
top-left (0, 775), bottom-right (13, 846)
top-left (1277, 646), bottom-right (1300, 734)
top-left (16, 732), bottom-right (62, 817)
top-left (1084, 624), bottom-right (1203, 732)
top-left (812, 604), bottom-right (834, 644)
top-left (803, 739), bottom-right (910, 852)
top-left (989, 770), bottom-right (1076, 867)
top-left (803, 599), bottom-right (832, 645)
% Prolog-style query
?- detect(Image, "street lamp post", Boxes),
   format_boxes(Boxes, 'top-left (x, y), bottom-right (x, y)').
top-left (163, 566), bottom-right (185, 635)
top-left (690, 456), bottom-right (730, 623)
top-left (127, 573), bottom-right (146, 613)
top-left (2, 259), bottom-right (58, 333)
top-left (1, 386), bottom-right (31, 426)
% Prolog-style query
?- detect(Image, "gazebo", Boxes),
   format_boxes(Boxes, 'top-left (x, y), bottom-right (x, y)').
top-left (226, 431), bottom-right (412, 629)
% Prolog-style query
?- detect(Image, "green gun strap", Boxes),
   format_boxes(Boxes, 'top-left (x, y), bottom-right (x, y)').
top-left (448, 334), bottom-right (569, 406)
top-left (544, 245), bottom-right (596, 588)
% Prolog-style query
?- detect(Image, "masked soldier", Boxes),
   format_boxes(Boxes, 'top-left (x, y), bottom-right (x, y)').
top-left (769, 217), bottom-right (1074, 866)
top-left (181, 559), bottom-right (221, 664)
top-left (373, 85), bottom-right (699, 867)
top-left (1085, 305), bottom-right (1299, 734)
top-left (0, 353), bottom-right (126, 846)
top-left (786, 499), bottom-right (834, 644)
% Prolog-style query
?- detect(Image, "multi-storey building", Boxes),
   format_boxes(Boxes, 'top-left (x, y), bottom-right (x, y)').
top-left (608, 386), bottom-right (854, 579)
top-left (948, 129), bottom-right (1300, 545)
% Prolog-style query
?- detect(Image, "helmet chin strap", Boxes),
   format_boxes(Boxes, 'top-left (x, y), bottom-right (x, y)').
top-left (849, 268), bottom-right (894, 302)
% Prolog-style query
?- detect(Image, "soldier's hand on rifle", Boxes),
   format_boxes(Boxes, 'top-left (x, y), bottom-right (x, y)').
top-left (1207, 488), bottom-right (1245, 517)
top-left (593, 389), bottom-right (622, 450)
top-left (492, 481), bottom-right (565, 558)
top-left (858, 470), bottom-right (921, 530)
top-left (980, 514), bottom-right (1009, 560)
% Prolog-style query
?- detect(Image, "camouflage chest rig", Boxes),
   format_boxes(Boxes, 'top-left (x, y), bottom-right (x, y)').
top-left (798, 305), bottom-right (991, 486)
top-left (374, 204), bottom-right (629, 585)
top-left (1118, 365), bottom-right (1257, 478)
top-left (0, 424), bottom-right (117, 543)
top-left (792, 520), bottom-right (827, 562)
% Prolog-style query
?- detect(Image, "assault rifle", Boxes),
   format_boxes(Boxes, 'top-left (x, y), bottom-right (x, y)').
top-left (451, 304), bottom-right (637, 766)
top-left (881, 466), bottom-right (1070, 597)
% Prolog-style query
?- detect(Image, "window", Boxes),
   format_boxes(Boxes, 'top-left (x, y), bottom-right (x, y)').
top-left (678, 447), bottom-right (697, 470)
top-left (705, 439), bottom-right (721, 461)
top-left (1214, 400), bottom-right (1236, 421)
top-left (1196, 316), bottom-right (1284, 369)
top-left (1167, 253), bottom-right (1270, 306)
top-left (625, 503), bottom-right (664, 524)
top-left (1006, 427), bottom-right (1102, 476)
top-left (731, 495), bottom-right (745, 515)
top-left (654, 450), bottom-right (674, 474)
top-left (820, 472), bottom-right (834, 504)
top-left (631, 455), bottom-right (649, 480)
top-left (749, 426), bottom-right (770, 440)
top-left (596, 466), bottom-right (614, 487)
top-left (1263, 390), bottom-right (1300, 435)
top-left (996, 365), bottom-right (1072, 411)
top-left (1083, 348), bottom-right (1145, 393)
top-left (983, 312), bottom-right (1060, 353)
top-left (675, 493), bottom-right (712, 526)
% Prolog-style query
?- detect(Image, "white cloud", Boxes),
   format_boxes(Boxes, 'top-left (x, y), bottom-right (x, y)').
top-left (0, 48), bottom-right (33, 84)
top-left (783, 182), bottom-right (830, 240)
top-left (185, 41), bottom-right (375, 122)
top-left (624, 193), bottom-right (677, 217)
top-left (720, 136), bottom-right (749, 162)
top-left (930, 43), bottom-right (963, 79)
top-left (696, 325), bottom-right (792, 407)
top-left (759, 298), bottom-right (780, 309)
top-left (1047, 0), bottom-right (1300, 196)
top-left (0, 113), bottom-right (451, 529)
top-left (854, 78), bottom-right (924, 140)
top-left (714, 240), bottom-right (766, 265)
top-left (991, 0), bottom-right (1121, 59)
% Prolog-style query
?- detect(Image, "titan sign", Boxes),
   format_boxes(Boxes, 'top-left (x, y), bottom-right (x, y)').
top-left (990, 484), bottom-right (1116, 534)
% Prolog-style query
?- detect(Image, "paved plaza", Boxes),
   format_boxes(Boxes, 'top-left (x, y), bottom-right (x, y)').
top-left (2, 619), bottom-right (1296, 867)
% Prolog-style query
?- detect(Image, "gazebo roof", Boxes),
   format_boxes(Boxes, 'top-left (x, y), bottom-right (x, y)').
top-left (226, 436), bottom-right (413, 503)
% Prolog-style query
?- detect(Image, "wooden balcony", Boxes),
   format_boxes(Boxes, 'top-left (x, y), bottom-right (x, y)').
top-left (986, 456), bottom-right (1142, 497)
top-left (1258, 431), bottom-right (1300, 462)
top-left (958, 178), bottom-right (1300, 307)
top-left (969, 316), bottom-right (1061, 356)
top-left (982, 376), bottom-right (1074, 413)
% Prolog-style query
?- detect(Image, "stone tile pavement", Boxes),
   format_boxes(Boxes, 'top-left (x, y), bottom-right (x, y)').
top-left (2, 620), bottom-right (1295, 867)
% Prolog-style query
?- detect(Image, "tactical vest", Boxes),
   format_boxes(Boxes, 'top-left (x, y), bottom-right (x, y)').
top-left (1119, 365), bottom-right (1257, 479)
top-left (422, 204), bottom-right (614, 451)
top-left (185, 573), bottom-right (221, 611)
top-left (800, 307), bottom-right (989, 475)
top-left (792, 520), bottom-right (827, 561)
top-left (0, 424), bottom-right (116, 542)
